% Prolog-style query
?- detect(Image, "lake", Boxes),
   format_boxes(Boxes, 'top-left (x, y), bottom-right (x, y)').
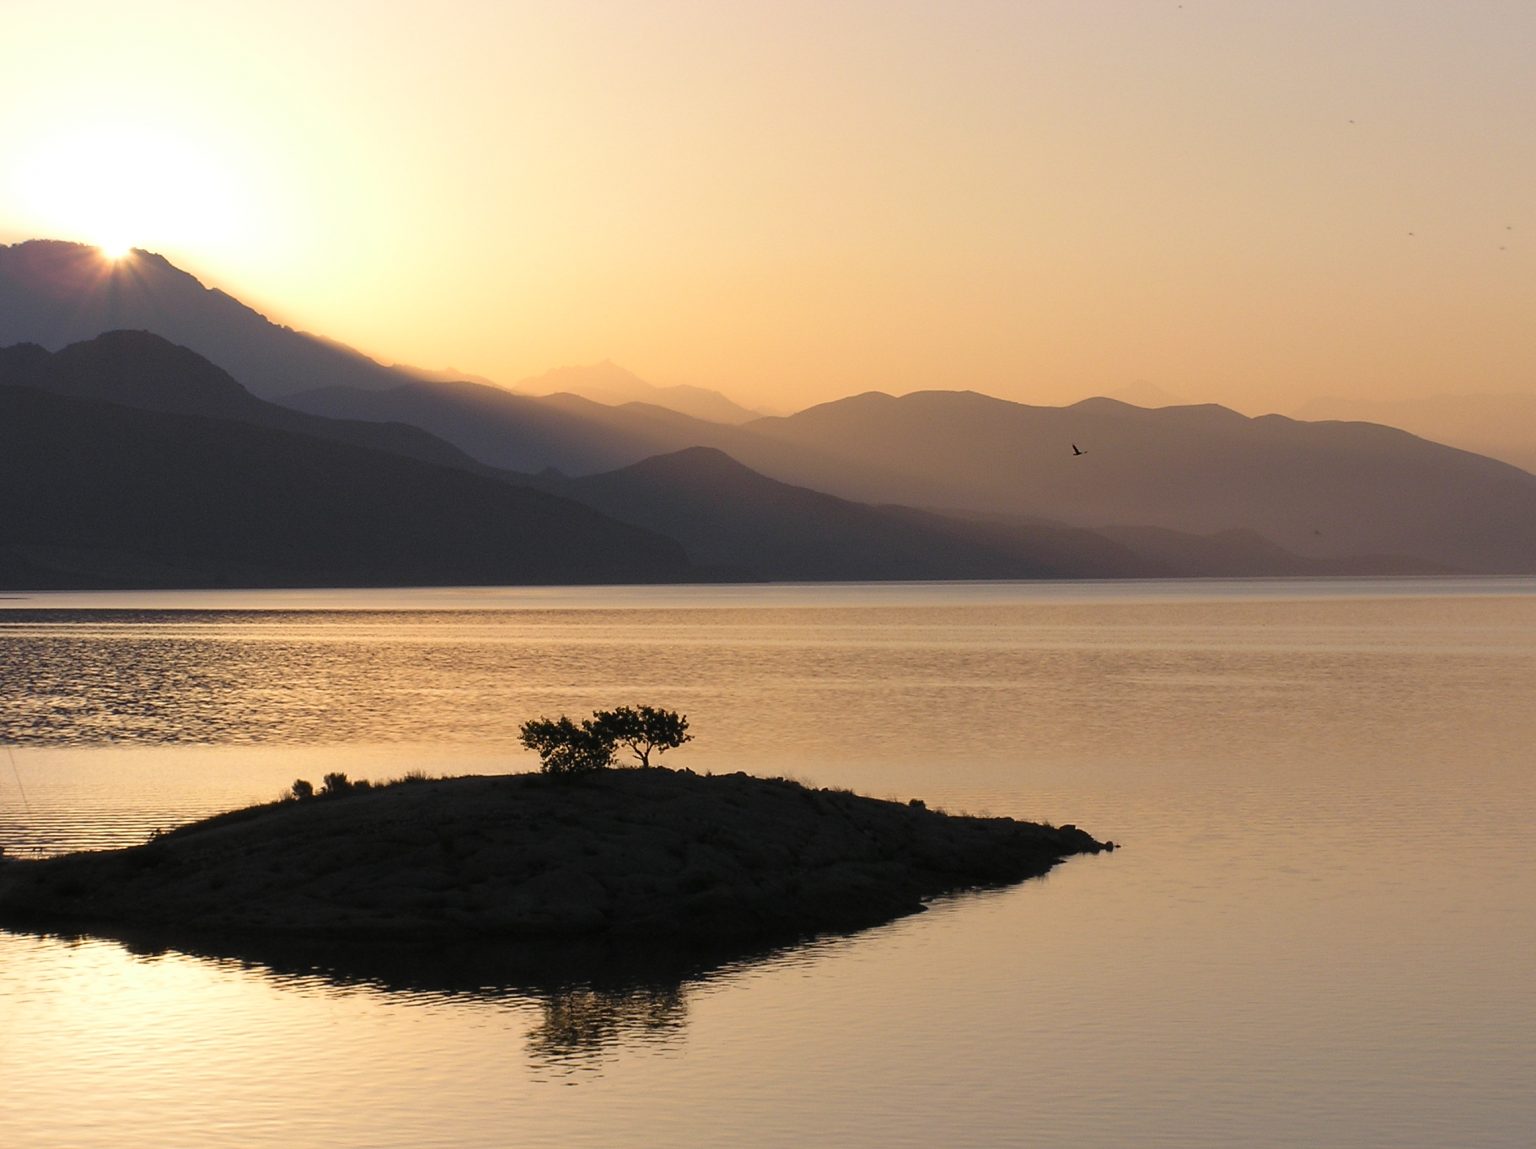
top-left (2, 578), bottom-right (1534, 1148)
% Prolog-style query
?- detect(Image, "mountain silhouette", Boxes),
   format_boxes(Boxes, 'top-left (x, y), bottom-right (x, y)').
top-left (719, 391), bottom-right (1536, 572)
top-left (8, 241), bottom-right (1533, 576)
top-left (0, 385), bottom-right (693, 590)
top-left (0, 331), bottom-right (492, 474)
top-left (291, 382), bottom-right (1536, 573)
top-left (541, 447), bottom-right (1423, 580)
top-left (1294, 393), bottom-right (1536, 475)
top-left (6, 330), bottom-right (1394, 582)
top-left (538, 446), bottom-right (1140, 580)
top-left (284, 377), bottom-right (718, 475)
top-left (516, 361), bottom-right (764, 424)
top-left (0, 240), bottom-right (416, 399)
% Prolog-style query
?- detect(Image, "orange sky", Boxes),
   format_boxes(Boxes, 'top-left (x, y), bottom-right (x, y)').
top-left (3, 1), bottom-right (1533, 414)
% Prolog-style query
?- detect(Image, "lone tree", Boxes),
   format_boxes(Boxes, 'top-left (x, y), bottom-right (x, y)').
top-left (593, 704), bottom-right (692, 769)
top-left (518, 705), bottom-right (691, 775)
top-left (518, 714), bottom-right (616, 775)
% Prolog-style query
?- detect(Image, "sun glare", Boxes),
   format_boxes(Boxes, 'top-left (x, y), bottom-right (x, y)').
top-left (15, 122), bottom-right (241, 260)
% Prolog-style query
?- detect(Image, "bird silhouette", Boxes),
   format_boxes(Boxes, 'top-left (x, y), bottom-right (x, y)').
top-left (1071, 443), bottom-right (1085, 457)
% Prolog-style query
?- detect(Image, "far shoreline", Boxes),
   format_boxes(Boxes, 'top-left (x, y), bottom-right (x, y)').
top-left (1, 572), bottom-right (1529, 614)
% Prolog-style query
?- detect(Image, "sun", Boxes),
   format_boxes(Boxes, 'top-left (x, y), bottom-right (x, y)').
top-left (14, 121), bottom-right (241, 260)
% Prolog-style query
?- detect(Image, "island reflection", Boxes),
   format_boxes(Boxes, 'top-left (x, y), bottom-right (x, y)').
top-left (14, 922), bottom-right (834, 1064)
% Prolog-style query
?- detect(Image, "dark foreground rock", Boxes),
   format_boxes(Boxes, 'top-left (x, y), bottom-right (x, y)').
top-left (0, 769), bottom-right (1112, 944)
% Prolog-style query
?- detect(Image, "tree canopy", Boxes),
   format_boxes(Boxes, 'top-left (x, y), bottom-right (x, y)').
top-left (593, 704), bottom-right (692, 769)
top-left (519, 705), bottom-right (692, 775)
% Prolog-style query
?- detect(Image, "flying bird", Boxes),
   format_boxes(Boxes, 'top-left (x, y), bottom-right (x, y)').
top-left (1071, 443), bottom-right (1085, 457)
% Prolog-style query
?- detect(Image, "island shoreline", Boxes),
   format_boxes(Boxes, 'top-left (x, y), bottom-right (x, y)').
top-left (0, 768), bottom-right (1113, 948)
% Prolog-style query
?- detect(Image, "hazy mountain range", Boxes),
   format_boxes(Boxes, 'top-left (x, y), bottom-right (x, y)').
top-left (535, 447), bottom-right (1421, 580)
top-left (291, 378), bottom-right (1536, 573)
top-left (538, 446), bottom-right (1144, 581)
top-left (723, 392), bottom-right (1536, 572)
top-left (0, 330), bottom-right (488, 475)
top-left (287, 375), bottom-right (709, 476)
top-left (0, 379), bottom-right (692, 590)
top-left (3, 240), bottom-right (1534, 587)
top-left (514, 361), bottom-right (765, 424)
top-left (0, 240), bottom-right (760, 423)
top-left (1294, 393), bottom-right (1536, 475)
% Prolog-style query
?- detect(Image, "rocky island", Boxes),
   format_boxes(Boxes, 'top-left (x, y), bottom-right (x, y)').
top-left (0, 768), bottom-right (1113, 945)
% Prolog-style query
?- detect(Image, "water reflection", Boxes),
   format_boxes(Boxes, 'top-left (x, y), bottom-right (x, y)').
top-left (4, 584), bottom-right (1534, 1148)
top-left (3, 921), bottom-right (824, 1066)
top-left (526, 985), bottom-right (688, 1063)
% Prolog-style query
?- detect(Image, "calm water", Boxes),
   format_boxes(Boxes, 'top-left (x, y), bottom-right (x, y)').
top-left (2, 578), bottom-right (1533, 1147)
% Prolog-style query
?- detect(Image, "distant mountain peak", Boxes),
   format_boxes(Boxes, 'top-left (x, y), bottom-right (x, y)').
top-left (1065, 396), bottom-right (1136, 413)
top-left (1102, 380), bottom-right (1189, 408)
top-left (0, 330), bottom-right (496, 476)
top-left (514, 361), bottom-right (764, 424)
top-left (617, 445), bottom-right (756, 479)
top-left (3, 328), bottom-right (251, 411)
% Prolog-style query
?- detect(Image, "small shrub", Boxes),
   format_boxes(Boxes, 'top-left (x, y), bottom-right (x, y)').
top-left (290, 778), bottom-right (315, 801)
top-left (320, 772), bottom-right (354, 797)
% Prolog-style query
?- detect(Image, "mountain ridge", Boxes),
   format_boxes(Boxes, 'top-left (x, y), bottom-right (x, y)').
top-left (0, 240), bottom-right (416, 399)
top-left (0, 383), bottom-right (694, 590)
top-left (541, 446), bottom-right (1438, 581)
top-left (7, 241), bottom-right (1535, 578)
top-left (0, 330), bottom-right (497, 476)
top-left (1294, 392), bottom-right (1536, 474)
top-left (515, 361), bottom-right (763, 424)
